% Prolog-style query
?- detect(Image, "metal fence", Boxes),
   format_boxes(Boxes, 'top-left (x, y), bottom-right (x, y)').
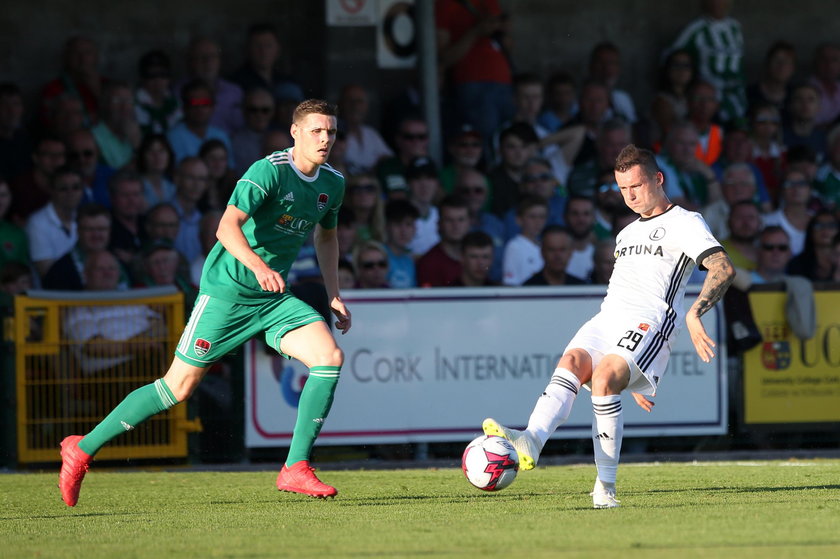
top-left (12, 287), bottom-right (201, 464)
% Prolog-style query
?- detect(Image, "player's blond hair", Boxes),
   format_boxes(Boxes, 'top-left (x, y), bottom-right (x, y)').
top-left (292, 99), bottom-right (337, 123)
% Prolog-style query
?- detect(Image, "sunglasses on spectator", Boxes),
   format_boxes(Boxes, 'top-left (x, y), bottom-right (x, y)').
top-left (54, 182), bottom-right (83, 192)
top-left (761, 243), bottom-right (789, 252)
top-left (457, 141), bottom-right (481, 148)
top-left (783, 180), bottom-right (810, 188)
top-left (246, 106), bottom-right (273, 115)
top-left (360, 259), bottom-right (387, 269)
top-left (150, 221), bottom-right (179, 229)
top-left (186, 97), bottom-right (214, 107)
top-left (69, 149), bottom-right (96, 159)
top-left (109, 97), bottom-right (133, 107)
top-left (181, 174), bottom-right (208, 182)
top-left (351, 184), bottom-right (378, 193)
top-left (458, 186), bottom-right (486, 195)
top-left (755, 115), bottom-right (780, 124)
top-left (38, 150), bottom-right (65, 158)
top-left (401, 132), bottom-right (428, 141)
top-left (814, 222), bottom-right (838, 230)
top-left (598, 182), bottom-right (620, 193)
top-left (524, 173), bottom-right (554, 182)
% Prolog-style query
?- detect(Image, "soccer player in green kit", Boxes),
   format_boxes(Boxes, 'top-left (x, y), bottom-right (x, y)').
top-left (59, 99), bottom-right (352, 505)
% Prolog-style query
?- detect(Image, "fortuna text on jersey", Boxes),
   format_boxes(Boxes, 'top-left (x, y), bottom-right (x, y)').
top-left (614, 244), bottom-right (665, 259)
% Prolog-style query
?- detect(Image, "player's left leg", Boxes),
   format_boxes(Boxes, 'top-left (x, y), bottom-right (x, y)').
top-left (59, 293), bottom-right (260, 506)
top-left (279, 320), bottom-right (343, 464)
top-left (273, 319), bottom-right (343, 497)
top-left (60, 358), bottom-right (208, 506)
top-left (590, 355), bottom-right (631, 508)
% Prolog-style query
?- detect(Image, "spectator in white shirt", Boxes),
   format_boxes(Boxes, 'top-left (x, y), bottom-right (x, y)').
top-left (26, 166), bottom-right (84, 277)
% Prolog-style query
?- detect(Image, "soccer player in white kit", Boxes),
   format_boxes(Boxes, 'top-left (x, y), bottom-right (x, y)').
top-left (483, 144), bottom-right (735, 508)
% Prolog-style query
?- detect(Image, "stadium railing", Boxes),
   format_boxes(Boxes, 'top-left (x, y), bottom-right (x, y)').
top-left (11, 287), bottom-right (202, 464)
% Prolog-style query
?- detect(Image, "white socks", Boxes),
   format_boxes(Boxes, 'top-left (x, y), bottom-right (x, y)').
top-left (523, 367), bottom-right (625, 485)
top-left (591, 394), bottom-right (623, 485)
top-left (526, 368), bottom-right (581, 447)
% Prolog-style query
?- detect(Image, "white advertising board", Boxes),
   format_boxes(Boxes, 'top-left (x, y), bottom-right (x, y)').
top-left (325, 0), bottom-right (377, 27)
top-left (376, 0), bottom-right (416, 68)
top-left (245, 286), bottom-right (727, 447)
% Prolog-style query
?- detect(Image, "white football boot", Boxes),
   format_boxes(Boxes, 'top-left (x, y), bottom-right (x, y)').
top-left (481, 418), bottom-right (541, 470)
top-left (590, 478), bottom-right (620, 509)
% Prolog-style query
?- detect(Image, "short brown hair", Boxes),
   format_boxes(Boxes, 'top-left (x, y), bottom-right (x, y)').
top-left (516, 194), bottom-right (549, 216)
top-left (293, 99), bottom-right (337, 123)
top-left (461, 230), bottom-right (493, 252)
top-left (614, 144), bottom-right (661, 176)
top-left (77, 202), bottom-right (111, 224)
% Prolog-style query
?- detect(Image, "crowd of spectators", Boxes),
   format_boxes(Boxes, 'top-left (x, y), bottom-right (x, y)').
top-left (3, 1), bottom-right (840, 316)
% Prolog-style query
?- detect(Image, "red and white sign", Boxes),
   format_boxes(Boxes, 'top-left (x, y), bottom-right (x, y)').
top-left (326, 0), bottom-right (376, 27)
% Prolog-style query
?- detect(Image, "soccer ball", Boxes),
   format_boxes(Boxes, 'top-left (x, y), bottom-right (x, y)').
top-left (461, 435), bottom-right (519, 491)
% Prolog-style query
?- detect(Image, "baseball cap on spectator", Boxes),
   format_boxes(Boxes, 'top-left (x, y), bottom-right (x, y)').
top-left (448, 122), bottom-right (482, 142)
top-left (139, 50), bottom-right (172, 80)
top-left (405, 156), bottom-right (438, 180)
top-left (383, 173), bottom-right (409, 195)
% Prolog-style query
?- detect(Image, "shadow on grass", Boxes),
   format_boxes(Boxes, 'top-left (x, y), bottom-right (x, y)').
top-left (315, 491), bottom-right (561, 506)
top-left (646, 484), bottom-right (840, 494)
top-left (4, 511), bottom-right (144, 520)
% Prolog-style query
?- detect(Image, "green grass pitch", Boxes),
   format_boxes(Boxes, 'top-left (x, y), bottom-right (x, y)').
top-left (2, 460), bottom-right (839, 558)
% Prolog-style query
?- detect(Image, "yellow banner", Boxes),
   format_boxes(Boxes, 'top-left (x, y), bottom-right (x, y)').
top-left (744, 290), bottom-right (840, 424)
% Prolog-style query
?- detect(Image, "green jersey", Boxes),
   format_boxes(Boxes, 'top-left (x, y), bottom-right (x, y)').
top-left (0, 220), bottom-right (29, 268)
top-left (815, 165), bottom-right (840, 209)
top-left (669, 16), bottom-right (747, 122)
top-left (200, 148), bottom-right (345, 303)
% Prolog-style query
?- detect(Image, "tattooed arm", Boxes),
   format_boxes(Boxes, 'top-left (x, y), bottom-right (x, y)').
top-left (686, 250), bottom-right (735, 362)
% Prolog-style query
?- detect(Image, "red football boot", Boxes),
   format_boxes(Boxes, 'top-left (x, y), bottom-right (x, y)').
top-left (276, 461), bottom-right (337, 498)
top-left (59, 436), bottom-right (92, 507)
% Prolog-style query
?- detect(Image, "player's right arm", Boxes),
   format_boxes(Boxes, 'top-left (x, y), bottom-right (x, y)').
top-left (216, 204), bottom-right (285, 293)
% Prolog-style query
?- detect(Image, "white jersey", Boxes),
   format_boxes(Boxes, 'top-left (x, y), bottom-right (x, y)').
top-left (601, 205), bottom-right (722, 332)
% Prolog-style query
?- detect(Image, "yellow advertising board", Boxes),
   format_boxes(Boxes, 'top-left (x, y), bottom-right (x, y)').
top-left (743, 290), bottom-right (840, 424)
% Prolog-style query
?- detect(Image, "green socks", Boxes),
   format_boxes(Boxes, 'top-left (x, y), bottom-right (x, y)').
top-left (76, 365), bottom-right (339, 464)
top-left (78, 379), bottom-right (179, 456)
top-left (285, 366), bottom-right (341, 466)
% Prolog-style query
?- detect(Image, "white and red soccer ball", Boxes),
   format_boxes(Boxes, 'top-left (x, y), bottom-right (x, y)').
top-left (462, 435), bottom-right (519, 491)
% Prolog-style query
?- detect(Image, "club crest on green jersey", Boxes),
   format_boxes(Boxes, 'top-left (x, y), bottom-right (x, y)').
top-left (317, 193), bottom-right (329, 211)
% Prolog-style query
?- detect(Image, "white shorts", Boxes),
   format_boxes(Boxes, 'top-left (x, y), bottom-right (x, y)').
top-left (563, 311), bottom-right (677, 396)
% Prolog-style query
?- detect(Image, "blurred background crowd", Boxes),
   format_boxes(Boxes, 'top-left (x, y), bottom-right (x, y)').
top-left (2, 0), bottom-right (840, 313)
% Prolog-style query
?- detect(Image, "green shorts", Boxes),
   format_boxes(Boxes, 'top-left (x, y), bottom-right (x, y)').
top-left (174, 291), bottom-right (325, 366)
